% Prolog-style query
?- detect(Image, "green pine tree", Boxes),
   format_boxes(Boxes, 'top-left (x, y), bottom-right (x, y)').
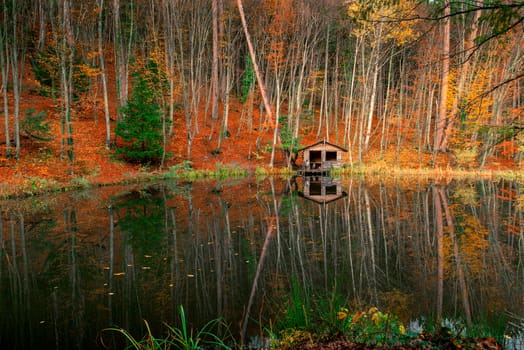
top-left (115, 71), bottom-right (164, 164)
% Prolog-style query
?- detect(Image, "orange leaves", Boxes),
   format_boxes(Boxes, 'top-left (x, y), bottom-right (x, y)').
top-left (267, 41), bottom-right (286, 71)
top-left (517, 193), bottom-right (524, 210)
top-left (78, 63), bottom-right (100, 79)
top-left (495, 140), bottom-right (520, 157)
top-left (496, 188), bottom-right (516, 201)
top-left (264, 0), bottom-right (295, 34)
top-left (337, 308), bottom-right (349, 320)
top-left (264, 0), bottom-right (295, 71)
top-left (504, 223), bottom-right (521, 236)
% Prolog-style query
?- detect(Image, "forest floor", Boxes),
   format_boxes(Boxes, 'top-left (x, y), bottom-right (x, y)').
top-left (0, 67), bottom-right (522, 199)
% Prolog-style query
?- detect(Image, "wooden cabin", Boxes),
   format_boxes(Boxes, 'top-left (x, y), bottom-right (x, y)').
top-left (299, 176), bottom-right (347, 204)
top-left (298, 140), bottom-right (348, 174)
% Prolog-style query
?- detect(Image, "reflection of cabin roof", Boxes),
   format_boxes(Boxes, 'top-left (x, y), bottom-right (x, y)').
top-left (297, 140), bottom-right (348, 153)
top-left (298, 191), bottom-right (347, 205)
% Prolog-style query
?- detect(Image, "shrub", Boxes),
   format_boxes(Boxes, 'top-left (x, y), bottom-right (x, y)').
top-left (21, 109), bottom-right (52, 142)
top-left (240, 55), bottom-right (254, 103)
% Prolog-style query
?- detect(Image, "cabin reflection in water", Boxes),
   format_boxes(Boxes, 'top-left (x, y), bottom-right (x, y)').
top-left (298, 176), bottom-right (347, 204)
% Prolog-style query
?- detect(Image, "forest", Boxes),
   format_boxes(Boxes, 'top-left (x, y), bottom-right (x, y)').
top-left (1, 2), bottom-right (523, 348)
top-left (0, 0), bottom-right (523, 194)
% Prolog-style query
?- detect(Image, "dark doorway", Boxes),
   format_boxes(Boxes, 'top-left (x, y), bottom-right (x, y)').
top-left (309, 181), bottom-right (322, 195)
top-left (310, 151), bottom-right (322, 162)
top-left (326, 151), bottom-right (337, 161)
top-left (326, 185), bottom-right (337, 195)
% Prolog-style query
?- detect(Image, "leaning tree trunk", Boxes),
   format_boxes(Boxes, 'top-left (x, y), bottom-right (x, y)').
top-left (235, 0), bottom-right (278, 166)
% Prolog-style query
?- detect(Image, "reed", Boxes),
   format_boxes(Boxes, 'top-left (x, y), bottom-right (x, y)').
top-left (103, 320), bottom-right (174, 350)
top-left (165, 305), bottom-right (232, 350)
top-left (333, 164), bottom-right (524, 182)
top-left (165, 162), bottom-right (248, 181)
top-left (103, 306), bottom-right (232, 350)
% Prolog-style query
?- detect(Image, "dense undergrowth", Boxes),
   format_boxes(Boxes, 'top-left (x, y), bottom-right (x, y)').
top-left (103, 305), bottom-right (512, 350)
top-left (102, 288), bottom-right (523, 350)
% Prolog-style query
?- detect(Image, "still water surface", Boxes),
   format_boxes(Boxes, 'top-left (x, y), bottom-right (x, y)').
top-left (0, 177), bottom-right (522, 349)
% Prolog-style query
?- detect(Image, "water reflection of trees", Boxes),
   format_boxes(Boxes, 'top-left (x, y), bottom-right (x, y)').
top-left (265, 180), bottom-right (522, 330)
top-left (0, 179), bottom-right (522, 348)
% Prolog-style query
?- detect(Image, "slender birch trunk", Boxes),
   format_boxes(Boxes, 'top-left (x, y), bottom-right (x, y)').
top-left (211, 0), bottom-right (219, 121)
top-left (98, 0), bottom-right (111, 149)
top-left (434, 1), bottom-right (451, 153)
top-left (1, 0), bottom-right (10, 158)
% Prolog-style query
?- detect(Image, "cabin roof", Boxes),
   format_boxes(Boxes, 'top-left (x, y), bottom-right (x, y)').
top-left (297, 139), bottom-right (348, 153)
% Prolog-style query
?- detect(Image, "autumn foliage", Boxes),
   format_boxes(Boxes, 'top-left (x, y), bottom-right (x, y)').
top-left (0, 0), bottom-right (523, 196)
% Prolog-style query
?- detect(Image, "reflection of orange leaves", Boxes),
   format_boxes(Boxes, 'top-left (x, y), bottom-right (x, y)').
top-left (495, 195), bottom-right (513, 201)
top-left (505, 223), bottom-right (520, 236)
top-left (458, 216), bottom-right (489, 276)
top-left (496, 188), bottom-right (516, 201)
top-left (517, 193), bottom-right (524, 210)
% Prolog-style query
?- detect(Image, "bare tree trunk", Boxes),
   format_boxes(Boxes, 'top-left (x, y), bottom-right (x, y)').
top-left (292, 47), bottom-right (308, 141)
top-left (37, 0), bottom-right (47, 49)
top-left (235, 0), bottom-right (278, 166)
top-left (98, 0), bottom-right (111, 149)
top-left (317, 25), bottom-right (330, 139)
top-left (434, 1), bottom-right (451, 153)
top-left (363, 23), bottom-right (383, 153)
top-left (113, 0), bottom-right (130, 119)
top-left (333, 36), bottom-right (340, 143)
top-left (270, 76), bottom-right (281, 167)
top-left (11, 52), bottom-right (21, 160)
top-left (58, 0), bottom-right (74, 167)
top-left (433, 186), bottom-right (444, 322)
top-left (10, 0), bottom-right (26, 160)
top-left (438, 188), bottom-right (472, 325)
top-left (211, 0), bottom-right (219, 121)
top-left (344, 36), bottom-right (361, 163)
top-left (217, 49), bottom-right (232, 151)
top-left (162, 0), bottom-right (176, 136)
top-left (113, 0), bottom-right (122, 115)
top-left (0, 0), bottom-right (10, 158)
top-left (357, 43), bottom-right (367, 162)
top-left (364, 188), bottom-right (377, 301)
top-left (240, 177), bottom-right (280, 344)
top-left (380, 53), bottom-right (393, 158)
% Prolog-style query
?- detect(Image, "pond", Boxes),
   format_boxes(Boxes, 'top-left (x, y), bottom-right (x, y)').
top-left (0, 177), bottom-right (522, 349)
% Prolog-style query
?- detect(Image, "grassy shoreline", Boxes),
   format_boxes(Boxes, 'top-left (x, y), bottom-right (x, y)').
top-left (1, 163), bottom-right (523, 200)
